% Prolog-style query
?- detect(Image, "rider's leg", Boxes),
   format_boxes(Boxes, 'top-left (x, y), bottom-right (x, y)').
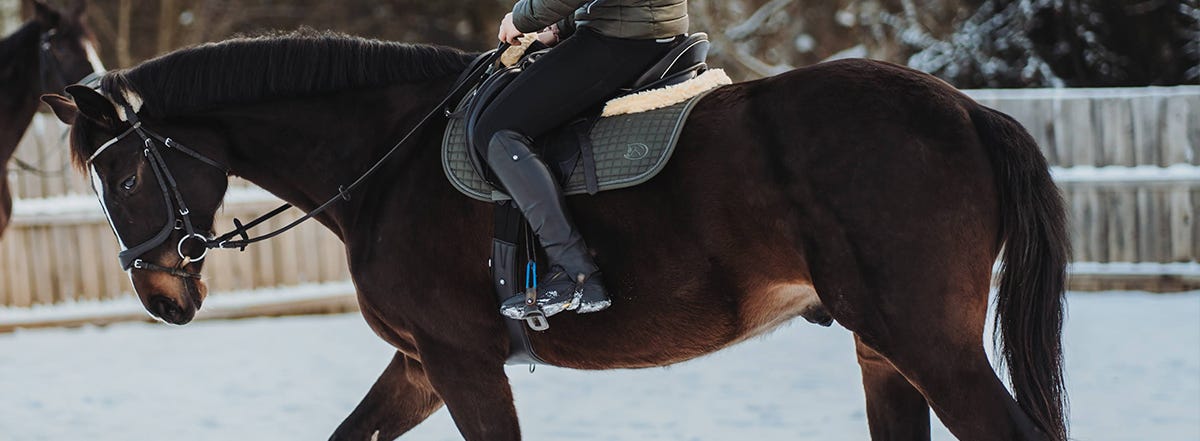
top-left (472, 28), bottom-right (676, 317)
top-left (488, 129), bottom-right (601, 317)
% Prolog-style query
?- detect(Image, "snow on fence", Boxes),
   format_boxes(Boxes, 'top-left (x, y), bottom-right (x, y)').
top-left (0, 86), bottom-right (1197, 313)
top-left (966, 86), bottom-right (1199, 291)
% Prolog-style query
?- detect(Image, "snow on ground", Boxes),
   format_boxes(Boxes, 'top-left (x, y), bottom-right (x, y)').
top-left (0, 292), bottom-right (1196, 441)
top-left (0, 281), bottom-right (356, 329)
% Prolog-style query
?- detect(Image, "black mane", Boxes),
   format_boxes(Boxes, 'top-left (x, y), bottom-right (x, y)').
top-left (99, 30), bottom-right (476, 118)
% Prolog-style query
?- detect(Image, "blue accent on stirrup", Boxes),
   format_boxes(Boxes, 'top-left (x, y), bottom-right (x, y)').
top-left (525, 261), bottom-right (537, 290)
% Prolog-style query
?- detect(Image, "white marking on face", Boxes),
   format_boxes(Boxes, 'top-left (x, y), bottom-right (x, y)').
top-left (83, 40), bottom-right (106, 74)
top-left (90, 164), bottom-right (133, 276)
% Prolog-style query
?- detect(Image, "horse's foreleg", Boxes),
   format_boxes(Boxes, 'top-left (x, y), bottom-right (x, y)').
top-left (855, 335), bottom-right (931, 441)
top-left (419, 343), bottom-right (521, 441)
top-left (329, 352), bottom-right (443, 441)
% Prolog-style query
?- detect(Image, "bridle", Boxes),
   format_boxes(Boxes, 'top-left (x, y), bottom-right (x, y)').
top-left (87, 107), bottom-right (227, 279)
top-left (85, 44), bottom-right (509, 280)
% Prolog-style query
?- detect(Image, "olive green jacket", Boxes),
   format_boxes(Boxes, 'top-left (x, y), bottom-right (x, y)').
top-left (512, 0), bottom-right (688, 40)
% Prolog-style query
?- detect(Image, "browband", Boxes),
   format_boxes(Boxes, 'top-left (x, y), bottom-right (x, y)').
top-left (88, 122), bottom-right (141, 163)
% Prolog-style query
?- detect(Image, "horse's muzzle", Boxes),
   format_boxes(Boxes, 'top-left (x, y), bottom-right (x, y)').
top-left (150, 295), bottom-right (194, 325)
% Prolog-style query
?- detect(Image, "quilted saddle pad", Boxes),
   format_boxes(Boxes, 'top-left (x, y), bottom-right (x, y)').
top-left (441, 91), bottom-right (712, 202)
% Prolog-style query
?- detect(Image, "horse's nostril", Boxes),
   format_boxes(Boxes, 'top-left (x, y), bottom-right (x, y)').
top-left (151, 296), bottom-right (180, 322)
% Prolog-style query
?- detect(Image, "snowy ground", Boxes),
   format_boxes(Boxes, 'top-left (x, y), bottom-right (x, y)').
top-left (0, 292), bottom-right (1196, 441)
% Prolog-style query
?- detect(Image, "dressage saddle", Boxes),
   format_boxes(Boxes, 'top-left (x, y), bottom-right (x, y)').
top-left (626, 33), bottom-right (712, 93)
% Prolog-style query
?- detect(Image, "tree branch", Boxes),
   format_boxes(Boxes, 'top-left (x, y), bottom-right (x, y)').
top-left (725, 0), bottom-right (796, 41)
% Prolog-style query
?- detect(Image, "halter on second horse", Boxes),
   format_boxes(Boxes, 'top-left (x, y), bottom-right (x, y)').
top-left (38, 30), bottom-right (66, 93)
top-left (85, 45), bottom-right (508, 280)
top-left (39, 29), bottom-right (103, 95)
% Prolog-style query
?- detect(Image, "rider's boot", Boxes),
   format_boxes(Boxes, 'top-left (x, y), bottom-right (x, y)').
top-left (488, 130), bottom-right (611, 319)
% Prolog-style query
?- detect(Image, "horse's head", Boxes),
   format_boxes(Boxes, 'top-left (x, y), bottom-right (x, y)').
top-left (41, 86), bottom-right (230, 325)
top-left (32, 0), bottom-right (104, 93)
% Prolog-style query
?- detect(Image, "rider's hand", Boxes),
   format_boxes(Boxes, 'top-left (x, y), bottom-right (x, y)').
top-left (498, 13), bottom-right (523, 45)
top-left (536, 24), bottom-right (560, 46)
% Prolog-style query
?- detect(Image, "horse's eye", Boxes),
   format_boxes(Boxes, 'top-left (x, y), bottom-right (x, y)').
top-left (121, 175), bottom-right (137, 191)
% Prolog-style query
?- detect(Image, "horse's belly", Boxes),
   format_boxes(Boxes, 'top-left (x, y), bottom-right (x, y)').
top-left (737, 282), bottom-right (828, 340)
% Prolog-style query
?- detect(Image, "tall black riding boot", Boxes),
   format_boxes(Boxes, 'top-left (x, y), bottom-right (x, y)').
top-left (488, 130), bottom-right (611, 319)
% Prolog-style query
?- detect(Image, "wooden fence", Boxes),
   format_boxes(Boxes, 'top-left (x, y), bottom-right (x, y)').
top-left (967, 87), bottom-right (1199, 290)
top-left (3, 116), bottom-right (354, 310)
top-left (2, 189), bottom-right (353, 308)
top-left (0, 86), bottom-right (1197, 311)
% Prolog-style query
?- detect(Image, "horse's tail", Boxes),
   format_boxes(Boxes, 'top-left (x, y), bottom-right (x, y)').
top-left (970, 104), bottom-right (1070, 441)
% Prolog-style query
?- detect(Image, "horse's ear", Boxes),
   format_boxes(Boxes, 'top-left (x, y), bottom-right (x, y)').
top-left (31, 0), bottom-right (60, 27)
top-left (65, 85), bottom-right (120, 128)
top-left (41, 94), bottom-right (78, 125)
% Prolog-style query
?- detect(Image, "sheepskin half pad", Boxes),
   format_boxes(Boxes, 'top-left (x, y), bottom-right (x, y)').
top-left (442, 84), bottom-right (720, 202)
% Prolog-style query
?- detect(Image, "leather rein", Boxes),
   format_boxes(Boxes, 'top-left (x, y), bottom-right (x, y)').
top-left (87, 44), bottom-right (508, 279)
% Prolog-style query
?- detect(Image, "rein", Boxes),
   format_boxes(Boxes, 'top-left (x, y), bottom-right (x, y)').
top-left (88, 44), bottom-right (508, 279)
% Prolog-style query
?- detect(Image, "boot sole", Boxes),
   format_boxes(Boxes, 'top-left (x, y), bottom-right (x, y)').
top-left (576, 297), bottom-right (611, 314)
top-left (499, 292), bottom-right (581, 320)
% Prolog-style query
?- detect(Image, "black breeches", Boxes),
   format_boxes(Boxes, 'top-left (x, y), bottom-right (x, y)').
top-left (471, 27), bottom-right (676, 159)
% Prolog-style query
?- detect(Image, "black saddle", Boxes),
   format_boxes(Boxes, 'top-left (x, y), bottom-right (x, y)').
top-left (626, 33), bottom-right (711, 93)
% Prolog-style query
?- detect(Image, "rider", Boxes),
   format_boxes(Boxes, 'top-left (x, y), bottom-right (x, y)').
top-left (477, 0), bottom-right (688, 320)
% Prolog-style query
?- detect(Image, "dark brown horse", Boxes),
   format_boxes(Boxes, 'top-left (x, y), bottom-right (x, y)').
top-left (41, 32), bottom-right (1069, 441)
top-left (0, 0), bottom-right (102, 237)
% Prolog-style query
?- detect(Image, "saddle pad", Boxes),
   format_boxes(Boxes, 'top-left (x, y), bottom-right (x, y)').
top-left (442, 90), bottom-right (712, 202)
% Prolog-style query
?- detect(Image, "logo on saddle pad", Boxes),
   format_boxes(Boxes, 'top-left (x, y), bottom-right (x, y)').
top-left (624, 143), bottom-right (650, 160)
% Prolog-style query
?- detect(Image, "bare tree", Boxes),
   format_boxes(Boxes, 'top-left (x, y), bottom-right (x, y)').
top-left (75, 0), bottom-right (1198, 86)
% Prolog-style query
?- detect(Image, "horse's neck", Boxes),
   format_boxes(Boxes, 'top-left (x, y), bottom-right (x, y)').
top-left (217, 80), bottom-right (452, 236)
top-left (0, 26), bottom-right (42, 161)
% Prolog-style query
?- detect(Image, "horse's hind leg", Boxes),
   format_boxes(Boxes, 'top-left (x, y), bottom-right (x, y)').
top-left (865, 328), bottom-right (1045, 441)
top-left (855, 336), bottom-right (931, 441)
top-left (330, 352), bottom-right (443, 441)
top-left (803, 212), bottom-right (1046, 439)
top-left (841, 273), bottom-right (1046, 440)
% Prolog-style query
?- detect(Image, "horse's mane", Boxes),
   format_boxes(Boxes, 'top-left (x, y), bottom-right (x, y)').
top-left (99, 29), bottom-right (477, 118)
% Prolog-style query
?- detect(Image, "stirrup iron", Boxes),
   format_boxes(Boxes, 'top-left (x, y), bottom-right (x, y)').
top-left (522, 286), bottom-right (550, 331)
top-left (524, 311), bottom-right (550, 331)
